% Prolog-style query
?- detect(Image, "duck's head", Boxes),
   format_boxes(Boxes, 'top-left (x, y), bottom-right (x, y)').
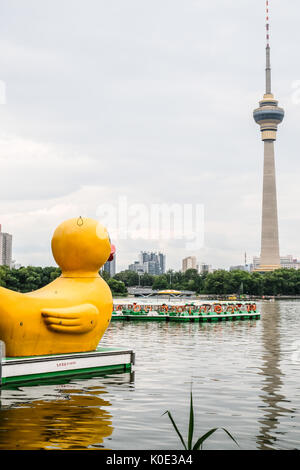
top-left (51, 217), bottom-right (113, 277)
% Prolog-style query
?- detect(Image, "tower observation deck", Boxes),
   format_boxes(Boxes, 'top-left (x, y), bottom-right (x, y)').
top-left (253, 1), bottom-right (284, 272)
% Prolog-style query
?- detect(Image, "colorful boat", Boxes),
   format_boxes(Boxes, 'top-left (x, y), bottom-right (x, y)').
top-left (111, 301), bottom-right (260, 323)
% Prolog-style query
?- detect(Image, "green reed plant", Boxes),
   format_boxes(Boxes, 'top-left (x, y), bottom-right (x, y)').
top-left (163, 391), bottom-right (239, 450)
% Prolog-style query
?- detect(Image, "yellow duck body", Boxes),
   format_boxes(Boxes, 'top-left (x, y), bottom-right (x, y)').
top-left (0, 217), bottom-right (113, 357)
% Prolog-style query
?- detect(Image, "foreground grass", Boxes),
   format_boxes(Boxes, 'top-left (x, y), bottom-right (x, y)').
top-left (163, 391), bottom-right (239, 450)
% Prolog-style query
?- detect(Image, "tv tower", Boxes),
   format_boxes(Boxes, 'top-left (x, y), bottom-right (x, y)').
top-left (253, 1), bottom-right (284, 272)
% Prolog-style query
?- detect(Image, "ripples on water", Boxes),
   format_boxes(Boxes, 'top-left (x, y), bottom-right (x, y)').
top-left (0, 301), bottom-right (299, 450)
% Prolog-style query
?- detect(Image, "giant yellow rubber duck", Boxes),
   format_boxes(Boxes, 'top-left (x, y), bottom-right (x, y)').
top-left (0, 217), bottom-right (114, 357)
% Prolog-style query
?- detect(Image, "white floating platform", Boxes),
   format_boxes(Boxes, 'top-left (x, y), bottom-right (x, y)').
top-left (0, 346), bottom-right (135, 387)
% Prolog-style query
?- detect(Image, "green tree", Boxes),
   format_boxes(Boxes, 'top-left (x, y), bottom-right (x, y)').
top-left (139, 273), bottom-right (155, 287)
top-left (152, 275), bottom-right (168, 290)
top-left (0, 265), bottom-right (8, 287)
top-left (107, 278), bottom-right (127, 295)
top-left (114, 270), bottom-right (139, 287)
top-left (100, 270), bottom-right (110, 282)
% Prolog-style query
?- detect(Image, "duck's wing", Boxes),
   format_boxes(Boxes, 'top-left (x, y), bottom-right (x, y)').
top-left (41, 303), bottom-right (99, 334)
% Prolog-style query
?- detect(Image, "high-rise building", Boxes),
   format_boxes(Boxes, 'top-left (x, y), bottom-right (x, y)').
top-left (128, 261), bottom-right (145, 274)
top-left (158, 252), bottom-right (166, 274)
top-left (0, 224), bottom-right (13, 268)
top-left (129, 251), bottom-right (166, 275)
top-left (140, 251), bottom-right (166, 275)
top-left (128, 261), bottom-right (144, 273)
top-left (199, 263), bottom-right (213, 275)
top-left (102, 255), bottom-right (116, 277)
top-left (182, 256), bottom-right (198, 273)
top-left (253, 1), bottom-right (284, 272)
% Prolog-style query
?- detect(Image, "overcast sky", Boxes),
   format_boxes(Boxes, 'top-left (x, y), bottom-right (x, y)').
top-left (0, 0), bottom-right (299, 272)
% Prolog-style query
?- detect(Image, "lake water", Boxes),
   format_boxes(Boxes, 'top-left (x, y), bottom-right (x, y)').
top-left (0, 300), bottom-right (299, 450)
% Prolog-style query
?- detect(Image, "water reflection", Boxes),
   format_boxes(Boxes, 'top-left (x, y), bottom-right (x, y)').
top-left (1, 302), bottom-right (299, 450)
top-left (0, 373), bottom-right (133, 450)
top-left (257, 301), bottom-right (292, 449)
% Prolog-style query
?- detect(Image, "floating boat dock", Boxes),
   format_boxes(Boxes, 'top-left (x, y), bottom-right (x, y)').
top-left (112, 312), bottom-right (260, 322)
top-left (0, 346), bottom-right (135, 387)
top-left (111, 301), bottom-right (260, 323)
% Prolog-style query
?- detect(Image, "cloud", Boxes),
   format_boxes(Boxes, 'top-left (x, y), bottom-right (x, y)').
top-left (0, 0), bottom-right (299, 271)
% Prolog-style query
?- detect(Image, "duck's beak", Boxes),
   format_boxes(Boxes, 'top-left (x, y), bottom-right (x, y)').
top-left (107, 244), bottom-right (116, 262)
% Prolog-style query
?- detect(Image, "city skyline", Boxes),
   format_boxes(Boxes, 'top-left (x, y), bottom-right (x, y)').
top-left (0, 1), bottom-right (299, 272)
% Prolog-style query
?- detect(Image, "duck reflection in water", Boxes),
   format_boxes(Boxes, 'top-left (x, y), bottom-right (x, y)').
top-left (0, 378), bottom-right (118, 450)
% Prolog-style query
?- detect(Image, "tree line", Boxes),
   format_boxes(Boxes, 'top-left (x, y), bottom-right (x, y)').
top-left (1, 265), bottom-right (300, 296)
top-left (114, 267), bottom-right (300, 296)
top-left (0, 265), bottom-right (127, 295)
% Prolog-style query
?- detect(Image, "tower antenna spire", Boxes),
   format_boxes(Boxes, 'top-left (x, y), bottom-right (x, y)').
top-left (266, 0), bottom-right (270, 47)
top-left (266, 0), bottom-right (271, 94)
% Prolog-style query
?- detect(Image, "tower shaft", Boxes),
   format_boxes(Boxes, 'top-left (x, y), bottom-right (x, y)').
top-left (260, 140), bottom-right (280, 270)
